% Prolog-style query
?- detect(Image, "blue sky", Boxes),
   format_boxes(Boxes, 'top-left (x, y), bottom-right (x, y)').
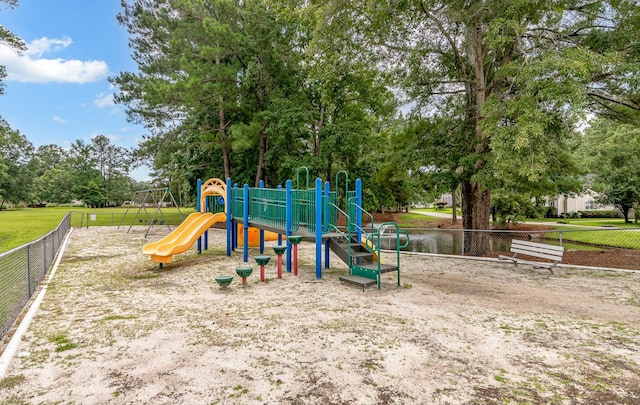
top-left (0, 0), bottom-right (150, 179)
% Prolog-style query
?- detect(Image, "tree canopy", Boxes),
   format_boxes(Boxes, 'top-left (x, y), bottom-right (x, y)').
top-left (112, 0), bottom-right (399, 203)
top-left (294, 0), bottom-right (639, 253)
top-left (578, 119), bottom-right (640, 222)
top-left (1, 0), bottom-right (639, 243)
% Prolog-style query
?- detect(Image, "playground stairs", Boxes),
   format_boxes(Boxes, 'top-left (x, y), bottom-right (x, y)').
top-left (329, 237), bottom-right (375, 265)
top-left (330, 236), bottom-right (399, 291)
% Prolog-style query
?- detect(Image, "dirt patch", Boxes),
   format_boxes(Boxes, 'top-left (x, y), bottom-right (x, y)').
top-left (1, 227), bottom-right (639, 404)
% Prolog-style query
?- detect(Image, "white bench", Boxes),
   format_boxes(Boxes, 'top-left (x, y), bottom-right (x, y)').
top-left (499, 239), bottom-right (564, 273)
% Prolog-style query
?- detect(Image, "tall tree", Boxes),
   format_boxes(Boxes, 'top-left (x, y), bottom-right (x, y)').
top-left (115, 0), bottom-right (397, 193)
top-left (309, 0), bottom-right (638, 254)
top-left (579, 119), bottom-right (640, 222)
top-left (114, 0), bottom-right (251, 181)
top-left (91, 135), bottom-right (131, 204)
top-left (0, 119), bottom-right (34, 207)
top-left (579, 1), bottom-right (640, 123)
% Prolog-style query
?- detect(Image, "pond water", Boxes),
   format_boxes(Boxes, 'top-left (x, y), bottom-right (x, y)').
top-left (376, 229), bottom-right (512, 255)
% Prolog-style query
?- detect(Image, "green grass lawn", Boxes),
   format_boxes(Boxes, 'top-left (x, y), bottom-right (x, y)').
top-left (395, 212), bottom-right (443, 228)
top-left (544, 228), bottom-right (640, 250)
top-left (411, 207), bottom-right (462, 216)
top-left (0, 207), bottom-right (195, 253)
top-left (532, 217), bottom-right (640, 228)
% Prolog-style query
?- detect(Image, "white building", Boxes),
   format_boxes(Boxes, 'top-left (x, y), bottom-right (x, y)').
top-left (432, 192), bottom-right (621, 218)
top-left (548, 193), bottom-right (616, 217)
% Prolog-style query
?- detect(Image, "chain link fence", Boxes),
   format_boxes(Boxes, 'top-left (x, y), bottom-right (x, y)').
top-left (0, 213), bottom-right (73, 339)
top-left (76, 211), bottom-right (186, 229)
top-left (394, 227), bottom-right (640, 269)
top-left (2, 215), bottom-right (638, 341)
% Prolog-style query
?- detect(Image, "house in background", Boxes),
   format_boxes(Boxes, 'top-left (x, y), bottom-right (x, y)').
top-left (431, 192), bottom-right (622, 218)
top-left (547, 193), bottom-right (617, 217)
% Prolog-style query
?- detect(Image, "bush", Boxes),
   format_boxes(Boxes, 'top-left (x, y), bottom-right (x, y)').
top-left (545, 206), bottom-right (558, 218)
top-left (577, 210), bottom-right (620, 218)
top-left (491, 193), bottom-right (544, 226)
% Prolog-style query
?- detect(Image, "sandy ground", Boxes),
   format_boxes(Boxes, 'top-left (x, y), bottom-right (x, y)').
top-left (1, 226), bottom-right (639, 404)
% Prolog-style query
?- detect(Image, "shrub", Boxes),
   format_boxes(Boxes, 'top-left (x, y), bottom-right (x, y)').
top-left (545, 206), bottom-right (558, 218)
top-left (491, 193), bottom-right (544, 226)
top-left (577, 210), bottom-right (620, 218)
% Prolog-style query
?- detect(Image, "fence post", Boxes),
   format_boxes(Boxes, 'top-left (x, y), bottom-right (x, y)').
top-left (559, 230), bottom-right (563, 247)
top-left (27, 244), bottom-right (32, 296)
top-left (43, 237), bottom-right (47, 276)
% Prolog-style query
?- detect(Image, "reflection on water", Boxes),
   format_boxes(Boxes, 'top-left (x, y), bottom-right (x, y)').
top-left (402, 230), bottom-right (461, 255)
top-left (377, 230), bottom-right (512, 255)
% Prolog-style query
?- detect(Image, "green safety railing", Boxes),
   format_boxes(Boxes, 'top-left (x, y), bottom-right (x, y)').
top-left (229, 180), bottom-right (357, 238)
top-left (206, 195), bottom-right (226, 214)
top-left (348, 200), bottom-right (375, 236)
top-left (327, 202), bottom-right (352, 265)
top-left (248, 187), bottom-right (287, 229)
top-left (291, 188), bottom-right (316, 233)
top-left (296, 166), bottom-right (310, 190)
top-left (363, 222), bottom-right (410, 288)
top-left (231, 187), bottom-right (244, 219)
top-left (324, 192), bottom-right (339, 231)
top-left (348, 201), bottom-right (409, 285)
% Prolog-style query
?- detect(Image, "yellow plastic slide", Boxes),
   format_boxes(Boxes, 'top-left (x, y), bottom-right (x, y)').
top-left (143, 212), bottom-right (226, 264)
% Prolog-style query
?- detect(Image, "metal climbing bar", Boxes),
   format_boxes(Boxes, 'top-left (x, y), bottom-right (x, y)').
top-left (323, 192), bottom-right (340, 232)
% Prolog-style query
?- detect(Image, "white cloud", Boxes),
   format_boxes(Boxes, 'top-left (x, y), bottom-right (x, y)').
top-left (93, 92), bottom-right (115, 108)
top-left (0, 36), bottom-right (108, 84)
top-left (52, 116), bottom-right (67, 124)
top-left (25, 36), bottom-right (73, 58)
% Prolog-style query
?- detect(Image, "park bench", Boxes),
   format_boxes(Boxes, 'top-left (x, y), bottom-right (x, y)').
top-left (498, 239), bottom-right (564, 274)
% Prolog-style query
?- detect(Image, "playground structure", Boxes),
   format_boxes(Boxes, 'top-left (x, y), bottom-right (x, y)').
top-left (118, 188), bottom-right (184, 237)
top-left (144, 169), bottom-right (410, 289)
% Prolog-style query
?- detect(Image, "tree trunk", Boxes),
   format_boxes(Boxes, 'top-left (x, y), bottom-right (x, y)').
top-left (462, 181), bottom-right (491, 255)
top-left (622, 206), bottom-right (630, 223)
top-left (254, 57), bottom-right (267, 187)
top-left (221, 144), bottom-right (230, 180)
top-left (255, 127), bottom-right (267, 187)
top-left (325, 154), bottom-right (333, 186)
top-left (314, 105), bottom-right (324, 156)
top-left (458, 20), bottom-right (492, 256)
top-left (216, 46), bottom-right (230, 180)
top-left (451, 188), bottom-right (457, 224)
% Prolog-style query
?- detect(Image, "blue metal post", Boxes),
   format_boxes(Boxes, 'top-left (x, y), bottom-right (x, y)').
top-left (285, 179), bottom-right (292, 272)
top-left (277, 185), bottom-right (283, 245)
top-left (259, 179), bottom-right (265, 254)
top-left (233, 183), bottom-right (238, 250)
top-left (315, 177), bottom-right (322, 279)
top-left (226, 178), bottom-right (232, 256)
top-left (356, 178), bottom-right (362, 244)
top-left (243, 183), bottom-right (249, 263)
top-left (324, 181), bottom-right (330, 268)
top-left (196, 178), bottom-right (202, 254)
top-left (203, 188), bottom-right (208, 252)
